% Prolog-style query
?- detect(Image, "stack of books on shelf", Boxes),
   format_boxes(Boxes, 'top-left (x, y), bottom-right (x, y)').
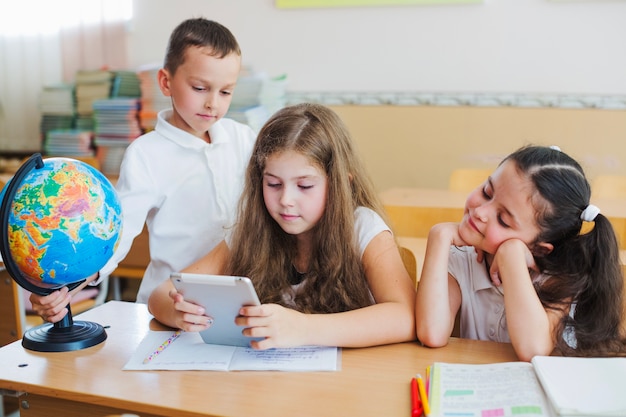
top-left (43, 129), bottom-right (94, 157)
top-left (75, 69), bottom-right (113, 130)
top-left (39, 84), bottom-right (74, 115)
top-left (111, 70), bottom-right (142, 98)
top-left (227, 71), bottom-right (287, 133)
top-left (137, 66), bottom-right (171, 131)
top-left (92, 98), bottom-right (142, 175)
top-left (39, 84), bottom-right (75, 144)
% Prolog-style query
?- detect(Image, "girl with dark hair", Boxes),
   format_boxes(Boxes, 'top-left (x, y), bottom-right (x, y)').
top-left (416, 145), bottom-right (626, 361)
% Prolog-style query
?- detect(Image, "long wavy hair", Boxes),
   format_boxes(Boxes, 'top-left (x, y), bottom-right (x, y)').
top-left (225, 103), bottom-right (388, 313)
top-left (506, 146), bottom-right (626, 356)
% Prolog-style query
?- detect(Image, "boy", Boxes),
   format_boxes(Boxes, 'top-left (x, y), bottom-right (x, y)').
top-left (31, 18), bottom-right (256, 322)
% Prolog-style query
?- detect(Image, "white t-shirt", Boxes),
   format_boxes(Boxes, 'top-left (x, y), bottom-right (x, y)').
top-left (224, 206), bottom-right (390, 306)
top-left (100, 109), bottom-right (256, 303)
top-left (282, 206), bottom-right (390, 307)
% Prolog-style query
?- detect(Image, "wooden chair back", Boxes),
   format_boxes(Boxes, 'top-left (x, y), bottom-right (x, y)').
top-left (448, 168), bottom-right (493, 193)
top-left (399, 246), bottom-right (417, 288)
top-left (0, 267), bottom-right (24, 346)
top-left (398, 240), bottom-right (462, 337)
top-left (110, 225), bottom-right (150, 301)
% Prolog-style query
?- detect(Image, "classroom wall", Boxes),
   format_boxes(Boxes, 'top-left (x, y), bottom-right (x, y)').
top-left (329, 105), bottom-right (626, 191)
top-left (128, 0), bottom-right (626, 191)
top-left (129, 0), bottom-right (626, 95)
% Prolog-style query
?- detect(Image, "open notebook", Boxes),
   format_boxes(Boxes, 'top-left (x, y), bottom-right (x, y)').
top-left (428, 356), bottom-right (626, 417)
top-left (532, 356), bottom-right (626, 417)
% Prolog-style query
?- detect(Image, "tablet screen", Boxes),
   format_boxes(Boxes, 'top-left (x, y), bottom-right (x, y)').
top-left (171, 273), bottom-right (263, 347)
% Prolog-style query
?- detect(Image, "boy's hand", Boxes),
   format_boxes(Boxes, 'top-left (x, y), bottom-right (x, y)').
top-left (29, 273), bottom-right (99, 323)
top-left (29, 287), bottom-right (71, 323)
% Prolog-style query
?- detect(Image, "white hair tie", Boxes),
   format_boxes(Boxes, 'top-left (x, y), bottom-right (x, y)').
top-left (549, 145), bottom-right (561, 152)
top-left (580, 204), bottom-right (600, 222)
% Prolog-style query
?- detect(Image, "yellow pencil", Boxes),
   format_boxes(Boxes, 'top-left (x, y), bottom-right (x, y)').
top-left (416, 373), bottom-right (430, 417)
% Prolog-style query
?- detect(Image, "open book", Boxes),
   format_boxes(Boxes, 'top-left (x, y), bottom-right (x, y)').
top-left (428, 356), bottom-right (626, 417)
top-left (123, 330), bottom-right (340, 371)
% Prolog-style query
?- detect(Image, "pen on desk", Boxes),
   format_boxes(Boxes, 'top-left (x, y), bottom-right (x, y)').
top-left (143, 330), bottom-right (182, 364)
top-left (416, 373), bottom-right (430, 417)
top-left (411, 377), bottom-right (423, 417)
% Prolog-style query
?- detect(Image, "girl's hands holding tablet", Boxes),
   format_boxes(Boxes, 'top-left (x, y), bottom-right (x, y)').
top-left (167, 287), bottom-right (214, 332)
top-left (237, 304), bottom-right (307, 350)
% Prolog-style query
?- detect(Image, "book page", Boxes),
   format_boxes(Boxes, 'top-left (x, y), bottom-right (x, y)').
top-left (532, 356), bottom-right (626, 416)
top-left (429, 362), bottom-right (556, 417)
top-left (123, 331), bottom-right (235, 371)
top-left (123, 331), bottom-right (340, 371)
top-left (228, 345), bottom-right (340, 371)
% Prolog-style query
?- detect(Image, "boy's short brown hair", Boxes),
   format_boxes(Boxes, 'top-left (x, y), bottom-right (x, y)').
top-left (164, 18), bottom-right (241, 75)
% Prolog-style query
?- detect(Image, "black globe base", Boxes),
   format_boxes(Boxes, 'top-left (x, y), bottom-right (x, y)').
top-left (22, 320), bottom-right (107, 352)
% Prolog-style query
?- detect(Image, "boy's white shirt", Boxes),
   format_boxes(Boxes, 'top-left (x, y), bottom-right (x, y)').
top-left (98, 109), bottom-right (256, 303)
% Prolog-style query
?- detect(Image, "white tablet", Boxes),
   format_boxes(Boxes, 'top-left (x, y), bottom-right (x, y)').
top-left (170, 272), bottom-right (263, 347)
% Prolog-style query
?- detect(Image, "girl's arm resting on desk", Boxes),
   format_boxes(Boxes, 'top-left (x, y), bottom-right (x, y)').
top-left (147, 241), bottom-right (229, 330)
top-left (415, 223), bottom-right (464, 347)
top-left (492, 239), bottom-right (562, 361)
top-left (239, 231), bottom-right (416, 349)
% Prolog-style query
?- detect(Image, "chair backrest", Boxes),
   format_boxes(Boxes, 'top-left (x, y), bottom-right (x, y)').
top-left (591, 175), bottom-right (626, 199)
top-left (399, 246), bottom-right (417, 288)
top-left (398, 243), bottom-right (462, 337)
top-left (448, 168), bottom-right (493, 193)
top-left (0, 267), bottom-right (25, 346)
top-left (119, 225), bottom-right (150, 268)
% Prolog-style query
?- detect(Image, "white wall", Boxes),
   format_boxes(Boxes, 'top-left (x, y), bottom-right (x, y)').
top-left (129, 0), bottom-right (626, 95)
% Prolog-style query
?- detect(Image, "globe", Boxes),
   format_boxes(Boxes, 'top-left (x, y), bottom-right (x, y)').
top-left (0, 153), bottom-right (123, 351)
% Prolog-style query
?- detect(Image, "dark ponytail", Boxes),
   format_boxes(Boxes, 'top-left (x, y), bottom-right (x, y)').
top-left (506, 146), bottom-right (626, 357)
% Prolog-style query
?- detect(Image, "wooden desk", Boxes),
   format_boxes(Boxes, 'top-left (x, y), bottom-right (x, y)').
top-left (382, 187), bottom-right (626, 249)
top-left (0, 301), bottom-right (519, 417)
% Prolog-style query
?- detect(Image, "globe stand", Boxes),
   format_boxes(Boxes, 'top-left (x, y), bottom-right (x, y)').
top-left (0, 153), bottom-right (107, 352)
top-left (20, 304), bottom-right (107, 352)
